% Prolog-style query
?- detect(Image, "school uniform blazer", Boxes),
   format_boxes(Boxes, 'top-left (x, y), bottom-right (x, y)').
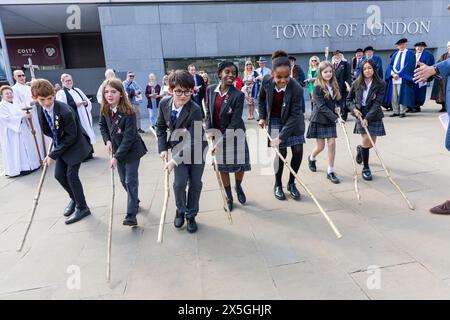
top-left (257, 76), bottom-right (305, 142)
top-left (205, 84), bottom-right (246, 133)
top-left (347, 80), bottom-right (386, 123)
top-left (37, 100), bottom-right (91, 165)
top-left (310, 85), bottom-right (339, 125)
top-left (99, 110), bottom-right (147, 163)
top-left (156, 97), bottom-right (206, 165)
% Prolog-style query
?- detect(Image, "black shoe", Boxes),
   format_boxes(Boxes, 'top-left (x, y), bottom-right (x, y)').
top-left (390, 113), bottom-right (399, 117)
top-left (405, 109), bottom-right (413, 113)
top-left (274, 185), bottom-right (286, 200)
top-left (226, 198), bottom-right (234, 212)
top-left (235, 185), bottom-right (246, 204)
top-left (399, 114), bottom-right (406, 118)
top-left (415, 106), bottom-right (421, 113)
top-left (174, 212), bottom-right (185, 228)
top-left (308, 156), bottom-right (317, 172)
top-left (65, 208), bottom-right (91, 225)
top-left (327, 172), bottom-right (340, 184)
top-left (63, 200), bottom-right (76, 217)
top-left (123, 214), bottom-right (138, 226)
top-left (138, 128), bottom-right (145, 133)
top-left (439, 107), bottom-right (446, 112)
top-left (186, 217), bottom-right (198, 233)
top-left (362, 168), bottom-right (373, 181)
top-left (356, 145), bottom-right (363, 165)
top-left (287, 183), bottom-right (301, 200)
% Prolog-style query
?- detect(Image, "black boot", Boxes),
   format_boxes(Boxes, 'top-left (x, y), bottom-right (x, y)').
top-left (123, 214), bottom-right (138, 226)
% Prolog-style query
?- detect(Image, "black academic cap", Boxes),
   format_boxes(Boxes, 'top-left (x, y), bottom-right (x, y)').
top-left (414, 41), bottom-right (427, 47)
top-left (332, 50), bottom-right (343, 56)
top-left (355, 48), bottom-right (363, 53)
top-left (288, 56), bottom-right (297, 61)
top-left (395, 38), bottom-right (408, 45)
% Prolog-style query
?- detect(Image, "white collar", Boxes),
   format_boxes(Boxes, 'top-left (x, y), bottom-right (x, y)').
top-left (214, 84), bottom-right (229, 97)
top-left (274, 86), bottom-right (287, 93)
top-left (171, 100), bottom-right (184, 113)
top-left (110, 106), bottom-right (117, 113)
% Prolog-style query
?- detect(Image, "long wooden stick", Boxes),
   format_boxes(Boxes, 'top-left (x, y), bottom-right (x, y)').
top-left (106, 154), bottom-right (115, 282)
top-left (157, 159), bottom-right (170, 243)
top-left (357, 115), bottom-right (414, 210)
top-left (337, 114), bottom-right (361, 203)
top-left (263, 127), bottom-right (342, 238)
top-left (17, 141), bottom-right (54, 252)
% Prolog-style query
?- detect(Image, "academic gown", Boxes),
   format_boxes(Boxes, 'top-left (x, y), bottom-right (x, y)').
top-left (11, 82), bottom-right (51, 158)
top-left (383, 49), bottom-right (416, 109)
top-left (56, 87), bottom-right (96, 145)
top-left (414, 50), bottom-right (435, 106)
top-left (0, 100), bottom-right (41, 177)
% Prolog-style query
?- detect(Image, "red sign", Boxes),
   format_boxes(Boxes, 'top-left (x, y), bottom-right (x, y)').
top-left (6, 36), bottom-right (63, 68)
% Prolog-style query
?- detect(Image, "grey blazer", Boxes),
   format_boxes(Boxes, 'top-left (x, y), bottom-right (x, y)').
top-left (347, 80), bottom-right (386, 122)
top-left (257, 76), bottom-right (305, 141)
top-left (310, 85), bottom-right (339, 125)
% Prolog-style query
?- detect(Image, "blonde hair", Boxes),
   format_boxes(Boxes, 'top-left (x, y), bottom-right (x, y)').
top-left (309, 56), bottom-right (320, 69)
top-left (243, 60), bottom-right (255, 78)
top-left (60, 73), bottom-right (72, 83)
top-left (100, 78), bottom-right (134, 116)
top-left (315, 61), bottom-right (341, 101)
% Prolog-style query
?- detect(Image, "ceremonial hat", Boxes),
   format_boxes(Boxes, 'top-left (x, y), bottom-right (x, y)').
top-left (332, 50), bottom-right (343, 56)
top-left (414, 41), bottom-right (427, 47)
top-left (288, 56), bottom-right (297, 61)
top-left (355, 48), bottom-right (363, 53)
top-left (395, 38), bottom-right (408, 45)
top-left (363, 46), bottom-right (374, 52)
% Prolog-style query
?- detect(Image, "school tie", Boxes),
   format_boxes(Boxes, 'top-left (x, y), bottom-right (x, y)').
top-left (44, 109), bottom-right (58, 146)
top-left (171, 109), bottom-right (178, 126)
top-left (261, 68), bottom-right (264, 77)
top-left (395, 51), bottom-right (403, 71)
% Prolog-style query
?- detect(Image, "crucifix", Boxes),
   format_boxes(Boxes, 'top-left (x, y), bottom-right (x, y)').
top-left (24, 57), bottom-right (39, 80)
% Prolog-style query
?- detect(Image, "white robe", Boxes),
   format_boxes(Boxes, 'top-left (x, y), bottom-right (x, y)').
top-left (11, 82), bottom-right (51, 158)
top-left (0, 100), bottom-right (41, 177)
top-left (56, 87), bottom-right (96, 144)
top-left (96, 83), bottom-right (104, 105)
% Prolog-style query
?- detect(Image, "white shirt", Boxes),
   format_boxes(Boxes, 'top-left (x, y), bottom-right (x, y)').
top-left (214, 84), bottom-right (229, 97)
top-left (326, 84), bottom-right (334, 99)
top-left (171, 101), bottom-right (184, 119)
top-left (274, 86), bottom-right (287, 93)
top-left (362, 80), bottom-right (372, 106)
top-left (110, 106), bottom-right (117, 114)
top-left (392, 49), bottom-right (408, 85)
top-left (43, 104), bottom-right (55, 122)
top-left (256, 67), bottom-right (271, 78)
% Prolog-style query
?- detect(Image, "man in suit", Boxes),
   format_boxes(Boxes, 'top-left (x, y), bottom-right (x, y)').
top-left (31, 78), bottom-right (92, 225)
top-left (362, 46), bottom-right (384, 79)
top-left (351, 48), bottom-right (364, 80)
top-left (414, 58), bottom-right (450, 214)
top-left (332, 50), bottom-right (352, 121)
top-left (156, 70), bottom-right (207, 233)
top-left (188, 64), bottom-right (205, 113)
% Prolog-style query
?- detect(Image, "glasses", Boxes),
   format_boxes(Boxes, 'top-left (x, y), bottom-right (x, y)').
top-left (129, 75), bottom-right (135, 78)
top-left (173, 89), bottom-right (192, 96)
top-left (17, 74), bottom-right (25, 77)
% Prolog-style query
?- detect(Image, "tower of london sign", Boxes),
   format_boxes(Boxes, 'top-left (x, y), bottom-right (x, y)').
top-left (272, 21), bottom-right (431, 39)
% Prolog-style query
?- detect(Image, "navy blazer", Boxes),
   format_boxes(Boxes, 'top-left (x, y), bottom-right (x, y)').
top-left (99, 110), bottom-right (147, 163)
top-left (258, 76), bottom-right (305, 142)
top-left (347, 80), bottom-right (386, 123)
top-left (37, 100), bottom-right (91, 165)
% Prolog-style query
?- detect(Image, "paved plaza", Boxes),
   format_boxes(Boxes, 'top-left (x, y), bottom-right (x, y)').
top-left (0, 101), bottom-right (449, 300)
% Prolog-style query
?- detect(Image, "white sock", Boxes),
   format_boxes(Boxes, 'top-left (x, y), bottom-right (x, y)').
top-left (310, 155), bottom-right (316, 161)
top-left (327, 166), bottom-right (334, 174)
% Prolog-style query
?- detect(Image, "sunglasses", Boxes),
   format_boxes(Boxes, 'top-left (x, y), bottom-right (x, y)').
top-left (129, 75), bottom-right (135, 77)
top-left (17, 74), bottom-right (25, 77)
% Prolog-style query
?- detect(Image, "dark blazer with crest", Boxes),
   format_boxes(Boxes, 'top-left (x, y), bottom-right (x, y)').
top-left (37, 100), bottom-right (91, 165)
top-left (156, 96), bottom-right (206, 165)
top-left (205, 84), bottom-right (246, 133)
top-left (257, 76), bottom-right (305, 142)
top-left (347, 80), bottom-right (386, 123)
top-left (310, 85), bottom-right (339, 125)
top-left (99, 109), bottom-right (147, 163)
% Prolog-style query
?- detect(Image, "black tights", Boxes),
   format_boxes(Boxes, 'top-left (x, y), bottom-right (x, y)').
top-left (275, 144), bottom-right (303, 186)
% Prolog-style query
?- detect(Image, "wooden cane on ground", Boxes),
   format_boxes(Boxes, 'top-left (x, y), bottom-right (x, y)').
top-left (337, 113), bottom-right (361, 203)
top-left (22, 106), bottom-right (43, 164)
top-left (106, 153), bottom-right (115, 282)
top-left (157, 158), bottom-right (170, 243)
top-left (262, 127), bottom-right (342, 238)
top-left (17, 141), bottom-right (54, 252)
top-left (357, 115), bottom-right (414, 210)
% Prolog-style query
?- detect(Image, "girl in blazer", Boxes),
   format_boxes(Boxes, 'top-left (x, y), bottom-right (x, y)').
top-left (205, 60), bottom-right (251, 211)
top-left (306, 60), bottom-right (344, 184)
top-left (347, 59), bottom-right (386, 181)
top-left (99, 78), bottom-right (148, 227)
top-left (258, 50), bottom-right (305, 201)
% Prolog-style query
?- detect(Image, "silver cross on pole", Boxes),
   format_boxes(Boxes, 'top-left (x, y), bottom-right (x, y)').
top-left (24, 57), bottom-right (39, 80)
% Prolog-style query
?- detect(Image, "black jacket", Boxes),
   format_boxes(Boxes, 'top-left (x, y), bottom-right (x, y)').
top-left (347, 80), bottom-right (386, 123)
top-left (334, 60), bottom-right (352, 107)
top-left (310, 85), bottom-right (339, 125)
top-left (258, 76), bottom-right (305, 141)
top-left (37, 100), bottom-right (91, 165)
top-left (156, 97), bottom-right (207, 165)
top-left (205, 84), bottom-right (246, 133)
top-left (99, 110), bottom-right (147, 163)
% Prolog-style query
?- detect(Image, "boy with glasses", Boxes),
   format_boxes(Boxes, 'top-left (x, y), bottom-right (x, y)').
top-left (156, 70), bottom-right (207, 233)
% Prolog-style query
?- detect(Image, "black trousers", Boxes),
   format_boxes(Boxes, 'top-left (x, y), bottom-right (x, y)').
top-left (54, 158), bottom-right (87, 209)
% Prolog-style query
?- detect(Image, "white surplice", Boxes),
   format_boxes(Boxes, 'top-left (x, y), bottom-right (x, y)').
top-left (0, 100), bottom-right (41, 177)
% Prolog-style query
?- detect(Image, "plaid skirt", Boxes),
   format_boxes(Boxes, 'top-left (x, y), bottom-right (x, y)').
top-left (354, 120), bottom-right (386, 136)
top-left (306, 122), bottom-right (337, 139)
top-left (215, 132), bottom-right (251, 173)
top-left (268, 117), bottom-right (305, 148)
